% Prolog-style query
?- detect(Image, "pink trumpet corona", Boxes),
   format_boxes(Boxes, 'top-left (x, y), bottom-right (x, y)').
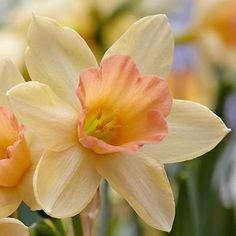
top-left (78, 55), bottom-right (172, 154)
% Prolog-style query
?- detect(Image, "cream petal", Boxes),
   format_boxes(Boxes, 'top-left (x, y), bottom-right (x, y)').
top-left (103, 14), bottom-right (174, 78)
top-left (0, 218), bottom-right (29, 236)
top-left (0, 60), bottom-right (24, 108)
top-left (141, 100), bottom-right (230, 163)
top-left (0, 187), bottom-right (21, 218)
top-left (18, 131), bottom-right (44, 210)
top-left (7, 81), bottom-right (79, 151)
top-left (33, 145), bottom-right (101, 218)
top-left (25, 15), bottom-right (98, 109)
top-left (96, 153), bottom-right (175, 231)
top-left (18, 165), bottom-right (40, 211)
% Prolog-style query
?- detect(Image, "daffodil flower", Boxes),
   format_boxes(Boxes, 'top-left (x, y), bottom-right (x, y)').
top-left (0, 218), bottom-right (29, 236)
top-left (7, 15), bottom-right (229, 231)
top-left (0, 60), bottom-right (43, 217)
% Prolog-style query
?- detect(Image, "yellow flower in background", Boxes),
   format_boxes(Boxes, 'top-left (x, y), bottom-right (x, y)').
top-left (8, 15), bottom-right (229, 231)
top-left (167, 63), bottom-right (218, 109)
top-left (200, 0), bottom-right (236, 46)
top-left (167, 0), bottom-right (236, 109)
top-left (0, 218), bottom-right (29, 236)
top-left (195, 0), bottom-right (236, 74)
top-left (0, 0), bottom-right (96, 69)
top-left (0, 60), bottom-right (43, 217)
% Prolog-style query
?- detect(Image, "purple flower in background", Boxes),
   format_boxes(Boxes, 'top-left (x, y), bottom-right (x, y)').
top-left (224, 93), bottom-right (236, 132)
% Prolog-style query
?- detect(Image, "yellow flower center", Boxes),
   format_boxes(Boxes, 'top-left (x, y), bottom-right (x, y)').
top-left (84, 107), bottom-right (121, 144)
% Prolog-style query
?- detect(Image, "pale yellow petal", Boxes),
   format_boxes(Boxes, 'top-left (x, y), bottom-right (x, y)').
top-left (0, 60), bottom-right (24, 107)
top-left (7, 81), bottom-right (79, 151)
top-left (18, 165), bottom-right (40, 211)
top-left (34, 145), bottom-right (101, 218)
top-left (18, 131), bottom-right (44, 210)
top-left (96, 153), bottom-right (175, 231)
top-left (103, 14), bottom-right (174, 78)
top-left (0, 187), bottom-right (21, 218)
top-left (25, 15), bottom-right (98, 109)
top-left (141, 100), bottom-right (230, 163)
top-left (0, 218), bottom-right (29, 236)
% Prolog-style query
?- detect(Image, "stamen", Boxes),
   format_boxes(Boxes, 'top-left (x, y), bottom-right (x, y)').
top-left (84, 107), bottom-right (121, 142)
top-left (98, 116), bottom-right (114, 128)
top-left (96, 109), bottom-right (103, 120)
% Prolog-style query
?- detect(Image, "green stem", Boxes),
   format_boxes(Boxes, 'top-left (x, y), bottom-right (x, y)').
top-left (99, 180), bottom-right (110, 236)
top-left (131, 210), bottom-right (143, 236)
top-left (234, 208), bottom-right (236, 233)
top-left (29, 228), bottom-right (36, 236)
top-left (29, 221), bottom-right (61, 236)
top-left (50, 218), bottom-right (66, 236)
top-left (72, 214), bottom-right (84, 236)
top-left (185, 166), bottom-right (200, 236)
